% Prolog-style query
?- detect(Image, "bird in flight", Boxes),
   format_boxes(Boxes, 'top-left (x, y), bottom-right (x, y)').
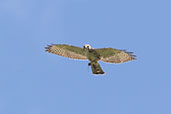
top-left (45, 44), bottom-right (136, 75)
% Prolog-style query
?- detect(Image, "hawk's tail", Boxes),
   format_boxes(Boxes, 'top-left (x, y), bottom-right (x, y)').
top-left (90, 62), bottom-right (105, 75)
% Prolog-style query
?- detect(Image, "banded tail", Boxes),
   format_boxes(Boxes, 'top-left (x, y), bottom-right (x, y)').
top-left (89, 62), bottom-right (105, 75)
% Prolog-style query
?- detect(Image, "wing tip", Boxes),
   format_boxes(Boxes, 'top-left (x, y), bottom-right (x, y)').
top-left (122, 50), bottom-right (137, 60)
top-left (44, 44), bottom-right (55, 53)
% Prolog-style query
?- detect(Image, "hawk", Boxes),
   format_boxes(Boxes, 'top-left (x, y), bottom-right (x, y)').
top-left (45, 44), bottom-right (136, 75)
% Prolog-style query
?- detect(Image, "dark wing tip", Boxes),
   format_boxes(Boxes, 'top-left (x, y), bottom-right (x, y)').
top-left (44, 44), bottom-right (55, 52)
top-left (124, 50), bottom-right (137, 60)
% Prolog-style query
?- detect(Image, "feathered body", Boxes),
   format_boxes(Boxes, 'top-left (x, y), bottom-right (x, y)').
top-left (45, 44), bottom-right (136, 75)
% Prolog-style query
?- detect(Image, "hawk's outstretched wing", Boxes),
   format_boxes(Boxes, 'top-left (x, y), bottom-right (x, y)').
top-left (45, 44), bottom-right (88, 60)
top-left (95, 48), bottom-right (136, 63)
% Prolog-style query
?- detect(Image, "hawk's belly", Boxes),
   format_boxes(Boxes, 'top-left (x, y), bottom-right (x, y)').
top-left (87, 50), bottom-right (100, 62)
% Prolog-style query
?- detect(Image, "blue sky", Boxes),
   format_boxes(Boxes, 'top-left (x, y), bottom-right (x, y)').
top-left (0, 0), bottom-right (171, 114)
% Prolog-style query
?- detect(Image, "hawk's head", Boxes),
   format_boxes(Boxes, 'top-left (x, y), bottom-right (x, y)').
top-left (83, 44), bottom-right (92, 49)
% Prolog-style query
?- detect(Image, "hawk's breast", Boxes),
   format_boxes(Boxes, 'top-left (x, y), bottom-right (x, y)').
top-left (87, 49), bottom-right (100, 61)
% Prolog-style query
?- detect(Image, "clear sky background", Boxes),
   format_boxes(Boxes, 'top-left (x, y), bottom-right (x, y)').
top-left (0, 0), bottom-right (171, 114)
